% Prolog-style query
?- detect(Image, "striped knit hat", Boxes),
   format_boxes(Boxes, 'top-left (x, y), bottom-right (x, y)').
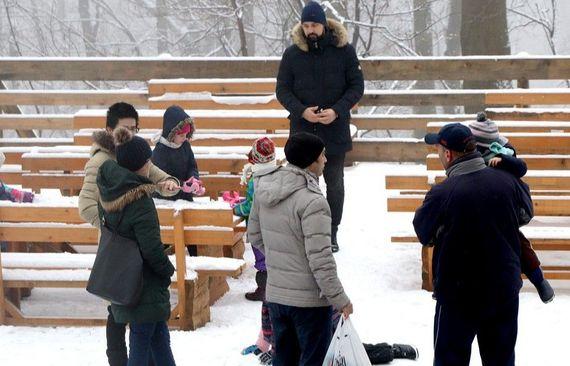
top-left (248, 137), bottom-right (276, 164)
top-left (468, 112), bottom-right (508, 148)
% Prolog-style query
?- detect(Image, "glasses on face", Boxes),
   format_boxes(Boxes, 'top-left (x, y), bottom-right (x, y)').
top-left (124, 125), bottom-right (140, 133)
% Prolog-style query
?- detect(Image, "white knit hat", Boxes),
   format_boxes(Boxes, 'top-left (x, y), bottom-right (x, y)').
top-left (468, 112), bottom-right (508, 148)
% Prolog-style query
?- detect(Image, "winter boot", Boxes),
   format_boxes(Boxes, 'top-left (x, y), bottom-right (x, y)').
top-left (258, 351), bottom-right (273, 365)
top-left (363, 343), bottom-right (394, 364)
top-left (393, 343), bottom-right (419, 360)
top-left (245, 271), bottom-right (267, 302)
top-left (537, 279), bottom-right (555, 303)
top-left (331, 225), bottom-right (339, 253)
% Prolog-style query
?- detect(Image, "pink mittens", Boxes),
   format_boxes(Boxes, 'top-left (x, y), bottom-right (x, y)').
top-left (182, 177), bottom-right (205, 196)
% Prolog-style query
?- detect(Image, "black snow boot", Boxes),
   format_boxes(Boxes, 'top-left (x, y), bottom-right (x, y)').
top-left (363, 343), bottom-right (394, 364)
top-left (393, 343), bottom-right (419, 360)
top-left (537, 279), bottom-right (555, 303)
top-left (331, 225), bottom-right (339, 253)
top-left (245, 271), bottom-right (267, 302)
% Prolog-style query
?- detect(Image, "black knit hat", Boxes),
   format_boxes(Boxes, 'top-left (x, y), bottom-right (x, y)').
top-left (301, 1), bottom-right (326, 25)
top-left (113, 127), bottom-right (152, 172)
top-left (285, 132), bottom-right (325, 169)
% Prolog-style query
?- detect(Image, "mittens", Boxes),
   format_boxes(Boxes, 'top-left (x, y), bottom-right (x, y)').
top-left (182, 177), bottom-right (205, 196)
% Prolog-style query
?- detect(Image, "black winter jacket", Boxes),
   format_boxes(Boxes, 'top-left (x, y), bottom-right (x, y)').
top-left (276, 19), bottom-right (364, 155)
top-left (413, 153), bottom-right (533, 309)
top-left (151, 107), bottom-right (199, 201)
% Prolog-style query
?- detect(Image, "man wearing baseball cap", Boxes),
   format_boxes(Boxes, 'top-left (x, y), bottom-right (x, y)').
top-left (413, 123), bottom-right (533, 366)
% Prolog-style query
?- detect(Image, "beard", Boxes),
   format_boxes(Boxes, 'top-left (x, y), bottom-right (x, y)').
top-left (306, 33), bottom-right (319, 41)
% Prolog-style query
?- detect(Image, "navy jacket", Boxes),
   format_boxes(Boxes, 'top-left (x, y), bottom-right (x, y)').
top-left (413, 153), bottom-right (533, 308)
top-left (276, 19), bottom-right (364, 155)
top-left (151, 106), bottom-right (199, 201)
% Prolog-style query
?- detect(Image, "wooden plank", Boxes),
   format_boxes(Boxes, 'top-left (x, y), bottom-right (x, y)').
top-left (0, 206), bottom-right (84, 223)
top-left (0, 90), bottom-right (148, 106)
top-left (347, 139), bottom-right (427, 163)
top-left (0, 250), bottom-right (5, 324)
top-left (74, 113), bottom-right (290, 130)
top-left (386, 174), bottom-right (570, 191)
top-left (391, 235), bottom-right (570, 251)
top-left (0, 115), bottom-right (73, 130)
top-left (486, 91), bottom-right (570, 105)
top-left (4, 316), bottom-right (107, 327)
top-left (427, 154), bottom-right (570, 170)
top-left (0, 171), bottom-right (23, 185)
top-left (148, 79), bottom-right (277, 96)
top-left (3, 152), bottom-right (24, 165)
top-left (486, 109), bottom-right (570, 121)
top-left (427, 121), bottom-right (570, 133)
top-left (3, 57), bottom-right (570, 81)
top-left (351, 114), bottom-right (474, 131)
top-left (192, 135), bottom-right (288, 148)
top-left (149, 97), bottom-right (283, 110)
top-left (173, 212), bottom-right (188, 329)
top-left (0, 226), bottom-right (98, 243)
top-left (387, 195), bottom-right (570, 215)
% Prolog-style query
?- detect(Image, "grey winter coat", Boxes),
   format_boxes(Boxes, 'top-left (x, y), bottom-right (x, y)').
top-left (247, 164), bottom-right (350, 311)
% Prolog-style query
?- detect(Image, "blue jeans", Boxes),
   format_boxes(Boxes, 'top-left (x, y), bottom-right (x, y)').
top-left (267, 303), bottom-right (332, 366)
top-left (128, 321), bottom-right (175, 366)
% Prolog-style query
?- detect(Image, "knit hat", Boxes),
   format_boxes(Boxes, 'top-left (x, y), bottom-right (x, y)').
top-left (468, 112), bottom-right (508, 148)
top-left (248, 137), bottom-right (276, 164)
top-left (284, 132), bottom-right (325, 169)
top-left (113, 127), bottom-right (152, 172)
top-left (301, 1), bottom-right (326, 25)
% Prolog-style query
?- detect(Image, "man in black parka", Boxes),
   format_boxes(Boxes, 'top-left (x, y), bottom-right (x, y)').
top-left (276, 1), bottom-right (364, 252)
top-left (413, 123), bottom-right (534, 366)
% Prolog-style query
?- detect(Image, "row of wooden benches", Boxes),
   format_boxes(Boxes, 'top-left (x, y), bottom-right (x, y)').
top-left (0, 201), bottom-right (246, 330)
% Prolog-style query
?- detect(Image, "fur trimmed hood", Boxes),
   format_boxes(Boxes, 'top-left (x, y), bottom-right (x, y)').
top-left (91, 130), bottom-right (115, 155)
top-left (291, 18), bottom-right (349, 52)
top-left (100, 183), bottom-right (155, 213)
top-left (96, 159), bottom-right (156, 213)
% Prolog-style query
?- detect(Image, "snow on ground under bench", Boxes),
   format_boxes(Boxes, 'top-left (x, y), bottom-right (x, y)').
top-left (0, 163), bottom-right (569, 366)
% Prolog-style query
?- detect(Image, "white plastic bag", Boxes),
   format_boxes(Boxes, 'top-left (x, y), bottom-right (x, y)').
top-left (322, 317), bottom-right (372, 366)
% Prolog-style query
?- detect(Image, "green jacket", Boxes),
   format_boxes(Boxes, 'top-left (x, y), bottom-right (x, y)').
top-left (97, 160), bottom-right (175, 324)
top-left (233, 178), bottom-right (254, 218)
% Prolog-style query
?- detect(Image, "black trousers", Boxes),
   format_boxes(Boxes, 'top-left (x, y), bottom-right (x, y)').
top-left (323, 153), bottom-right (345, 228)
top-left (433, 297), bottom-right (518, 366)
top-left (106, 306), bottom-right (155, 366)
top-left (267, 303), bottom-right (333, 366)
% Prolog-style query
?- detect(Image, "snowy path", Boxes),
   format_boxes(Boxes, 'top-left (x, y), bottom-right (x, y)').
top-left (0, 162), bottom-right (569, 365)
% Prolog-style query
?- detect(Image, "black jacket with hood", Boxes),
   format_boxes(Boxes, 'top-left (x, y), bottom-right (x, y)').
top-left (151, 105), bottom-right (199, 201)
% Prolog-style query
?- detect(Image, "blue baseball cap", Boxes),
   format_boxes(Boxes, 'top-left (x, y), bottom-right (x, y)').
top-left (424, 123), bottom-right (476, 152)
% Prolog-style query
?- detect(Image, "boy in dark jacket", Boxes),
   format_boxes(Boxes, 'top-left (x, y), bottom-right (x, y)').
top-left (469, 112), bottom-right (554, 303)
top-left (151, 105), bottom-right (204, 202)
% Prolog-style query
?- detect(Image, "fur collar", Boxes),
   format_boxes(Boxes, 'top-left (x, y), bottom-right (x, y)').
top-left (92, 130), bottom-right (115, 154)
top-left (100, 184), bottom-right (155, 213)
top-left (291, 18), bottom-right (349, 52)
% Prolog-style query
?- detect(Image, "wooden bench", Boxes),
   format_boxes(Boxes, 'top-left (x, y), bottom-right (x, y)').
top-left (0, 90), bottom-right (148, 107)
top-left (427, 121), bottom-right (570, 133)
top-left (0, 202), bottom-right (245, 330)
top-left (486, 108), bottom-right (570, 122)
top-left (148, 78), bottom-right (277, 96)
top-left (391, 228), bottom-right (570, 291)
top-left (18, 148), bottom-right (261, 197)
top-left (149, 93), bottom-right (283, 110)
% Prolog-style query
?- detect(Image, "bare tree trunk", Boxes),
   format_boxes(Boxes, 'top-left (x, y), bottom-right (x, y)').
top-left (78, 0), bottom-right (99, 57)
top-left (231, 0), bottom-right (249, 56)
top-left (156, 0), bottom-right (169, 54)
top-left (244, 1), bottom-right (256, 55)
top-left (413, 0), bottom-right (436, 116)
top-left (351, 0), bottom-right (361, 49)
top-left (461, 0), bottom-right (511, 113)
top-left (443, 0), bottom-right (462, 114)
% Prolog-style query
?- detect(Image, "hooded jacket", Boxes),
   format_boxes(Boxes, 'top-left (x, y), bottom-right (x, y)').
top-left (78, 130), bottom-right (178, 228)
top-left (276, 19), bottom-right (364, 155)
top-left (151, 106), bottom-right (199, 201)
top-left (247, 164), bottom-right (350, 310)
top-left (97, 160), bottom-right (175, 324)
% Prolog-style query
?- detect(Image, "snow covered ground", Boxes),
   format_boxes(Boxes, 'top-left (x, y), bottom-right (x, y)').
top-left (1, 162), bottom-right (569, 365)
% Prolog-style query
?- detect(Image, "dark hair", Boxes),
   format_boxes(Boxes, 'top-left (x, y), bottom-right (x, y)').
top-left (106, 102), bottom-right (139, 130)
